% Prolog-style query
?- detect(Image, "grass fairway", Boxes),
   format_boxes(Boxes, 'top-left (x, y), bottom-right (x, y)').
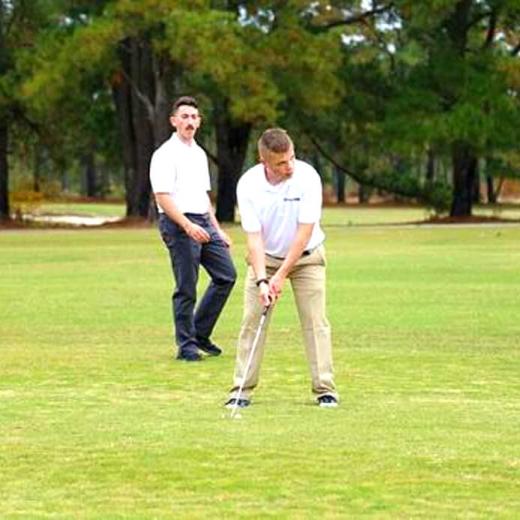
top-left (1, 212), bottom-right (519, 518)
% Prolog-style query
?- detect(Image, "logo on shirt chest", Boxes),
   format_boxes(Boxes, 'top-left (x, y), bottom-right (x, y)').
top-left (283, 197), bottom-right (301, 202)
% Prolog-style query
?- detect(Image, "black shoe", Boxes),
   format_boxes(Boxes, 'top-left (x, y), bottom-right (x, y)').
top-left (197, 340), bottom-right (222, 357)
top-left (317, 395), bottom-right (338, 408)
top-left (176, 350), bottom-right (203, 362)
top-left (224, 398), bottom-right (250, 409)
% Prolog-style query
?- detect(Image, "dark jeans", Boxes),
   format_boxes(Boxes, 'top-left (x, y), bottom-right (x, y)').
top-left (159, 213), bottom-right (236, 354)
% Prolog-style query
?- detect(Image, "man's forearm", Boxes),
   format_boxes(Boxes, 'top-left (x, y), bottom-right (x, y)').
top-left (155, 193), bottom-right (191, 230)
top-left (155, 193), bottom-right (210, 243)
top-left (246, 232), bottom-right (267, 280)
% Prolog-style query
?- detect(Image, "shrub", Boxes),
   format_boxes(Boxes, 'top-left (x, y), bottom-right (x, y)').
top-left (10, 190), bottom-right (45, 219)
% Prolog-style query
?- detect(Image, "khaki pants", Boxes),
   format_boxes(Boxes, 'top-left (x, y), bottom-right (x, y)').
top-left (230, 245), bottom-right (337, 401)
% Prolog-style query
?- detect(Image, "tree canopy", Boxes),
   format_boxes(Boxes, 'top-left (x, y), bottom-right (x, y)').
top-left (1, 0), bottom-right (519, 221)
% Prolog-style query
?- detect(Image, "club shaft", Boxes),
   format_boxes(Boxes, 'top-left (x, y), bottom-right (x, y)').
top-left (230, 309), bottom-right (268, 418)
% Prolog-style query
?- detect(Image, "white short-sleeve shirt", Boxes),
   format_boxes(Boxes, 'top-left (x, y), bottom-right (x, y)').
top-left (149, 133), bottom-right (211, 214)
top-left (237, 160), bottom-right (325, 257)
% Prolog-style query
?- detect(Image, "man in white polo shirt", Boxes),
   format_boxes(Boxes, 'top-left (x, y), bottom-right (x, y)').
top-left (150, 96), bottom-right (236, 362)
top-left (225, 128), bottom-right (338, 408)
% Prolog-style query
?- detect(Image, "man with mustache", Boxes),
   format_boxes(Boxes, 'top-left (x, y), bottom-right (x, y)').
top-left (150, 96), bottom-right (236, 361)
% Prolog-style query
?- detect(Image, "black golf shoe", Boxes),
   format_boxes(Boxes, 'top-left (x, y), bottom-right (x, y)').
top-left (176, 350), bottom-right (203, 362)
top-left (224, 398), bottom-right (250, 409)
top-left (196, 338), bottom-right (222, 357)
top-left (317, 395), bottom-right (338, 408)
top-left (198, 343), bottom-right (222, 356)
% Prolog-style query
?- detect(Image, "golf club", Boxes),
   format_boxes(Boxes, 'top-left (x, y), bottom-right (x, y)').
top-left (230, 304), bottom-right (270, 419)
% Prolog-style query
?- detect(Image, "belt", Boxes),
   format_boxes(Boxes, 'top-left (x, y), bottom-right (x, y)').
top-left (185, 212), bottom-right (209, 220)
top-left (267, 245), bottom-right (320, 261)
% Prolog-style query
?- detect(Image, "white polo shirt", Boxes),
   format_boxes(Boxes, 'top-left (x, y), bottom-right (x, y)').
top-left (237, 160), bottom-right (325, 257)
top-left (149, 133), bottom-right (211, 214)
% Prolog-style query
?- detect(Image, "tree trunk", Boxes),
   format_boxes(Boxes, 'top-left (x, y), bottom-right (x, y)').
top-left (97, 161), bottom-right (108, 199)
top-left (484, 155), bottom-right (506, 204)
top-left (151, 56), bottom-right (171, 148)
top-left (33, 144), bottom-right (42, 193)
top-left (335, 166), bottom-right (345, 204)
top-left (148, 56), bottom-right (172, 221)
top-left (358, 184), bottom-right (370, 203)
top-left (426, 148), bottom-right (435, 183)
top-left (83, 150), bottom-right (97, 198)
top-left (130, 39), bottom-right (155, 218)
top-left (214, 100), bottom-right (252, 222)
top-left (0, 123), bottom-right (8, 220)
top-left (446, 2), bottom-right (476, 218)
top-left (471, 160), bottom-right (481, 204)
top-left (61, 164), bottom-right (69, 192)
top-left (112, 37), bottom-right (156, 218)
top-left (450, 142), bottom-right (477, 217)
top-left (112, 76), bottom-right (135, 215)
top-left (0, 6), bottom-right (8, 220)
top-left (486, 175), bottom-right (497, 204)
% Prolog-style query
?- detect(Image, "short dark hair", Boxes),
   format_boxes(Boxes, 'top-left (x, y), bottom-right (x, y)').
top-left (171, 96), bottom-right (198, 115)
top-left (258, 128), bottom-right (293, 157)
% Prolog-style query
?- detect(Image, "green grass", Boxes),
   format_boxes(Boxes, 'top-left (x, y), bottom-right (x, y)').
top-left (1, 210), bottom-right (519, 518)
top-left (322, 206), bottom-right (433, 226)
top-left (472, 204), bottom-right (520, 221)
